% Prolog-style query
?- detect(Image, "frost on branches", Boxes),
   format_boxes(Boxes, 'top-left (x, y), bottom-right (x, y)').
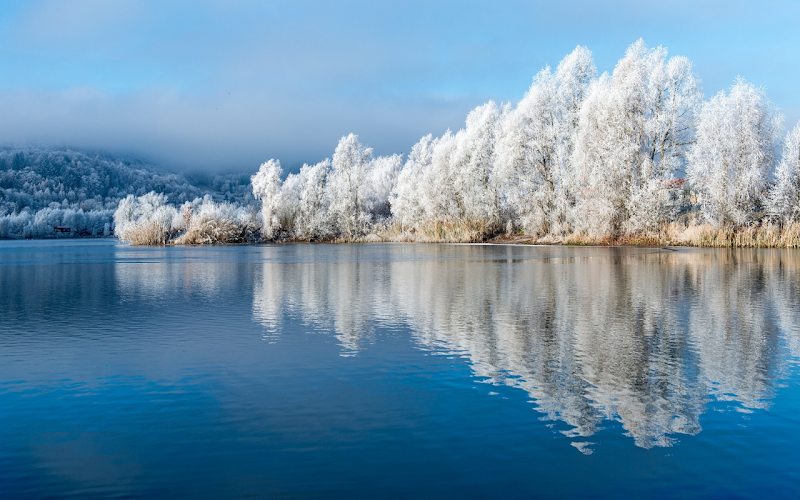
top-left (112, 40), bottom-right (800, 245)
top-left (114, 192), bottom-right (258, 245)
top-left (767, 123), bottom-right (800, 224)
top-left (687, 78), bottom-right (783, 227)
top-left (573, 41), bottom-right (701, 235)
top-left (496, 46), bottom-right (595, 236)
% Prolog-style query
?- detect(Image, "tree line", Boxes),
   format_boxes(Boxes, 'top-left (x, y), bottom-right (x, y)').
top-left (115, 40), bottom-right (800, 244)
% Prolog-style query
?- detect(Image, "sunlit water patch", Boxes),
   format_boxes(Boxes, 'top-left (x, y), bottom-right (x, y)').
top-left (1, 240), bottom-right (799, 498)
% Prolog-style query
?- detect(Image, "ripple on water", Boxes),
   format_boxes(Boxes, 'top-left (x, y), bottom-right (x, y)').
top-left (1, 241), bottom-right (800, 498)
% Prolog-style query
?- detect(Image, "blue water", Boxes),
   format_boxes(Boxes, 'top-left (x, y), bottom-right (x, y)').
top-left (1, 240), bottom-right (799, 499)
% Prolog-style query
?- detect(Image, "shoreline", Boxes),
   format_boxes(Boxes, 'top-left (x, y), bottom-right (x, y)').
top-left (143, 221), bottom-right (800, 249)
top-left (4, 237), bottom-right (800, 249)
top-left (10, 222), bottom-right (800, 249)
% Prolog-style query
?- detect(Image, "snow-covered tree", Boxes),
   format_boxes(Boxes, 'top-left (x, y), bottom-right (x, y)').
top-left (767, 122), bottom-right (800, 223)
top-left (277, 159), bottom-right (332, 239)
top-left (573, 40), bottom-right (702, 235)
top-left (497, 46), bottom-right (596, 235)
top-left (251, 159), bottom-right (283, 238)
top-left (391, 134), bottom-right (435, 226)
top-left (367, 154), bottom-right (403, 219)
top-left (175, 195), bottom-right (259, 244)
top-left (687, 78), bottom-right (783, 227)
top-left (114, 192), bottom-right (179, 245)
top-left (451, 101), bottom-right (505, 228)
top-left (328, 134), bottom-right (374, 238)
top-left (391, 131), bottom-right (461, 227)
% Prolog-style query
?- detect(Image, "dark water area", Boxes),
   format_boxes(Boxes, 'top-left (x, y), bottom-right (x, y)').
top-left (1, 240), bottom-right (799, 499)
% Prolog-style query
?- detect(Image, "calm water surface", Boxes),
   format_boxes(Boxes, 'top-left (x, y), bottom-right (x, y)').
top-left (1, 240), bottom-right (799, 498)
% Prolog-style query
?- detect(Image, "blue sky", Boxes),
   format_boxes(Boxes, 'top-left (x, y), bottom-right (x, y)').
top-left (0, 0), bottom-right (798, 172)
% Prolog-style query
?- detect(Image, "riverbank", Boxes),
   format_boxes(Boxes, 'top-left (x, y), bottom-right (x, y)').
top-left (112, 212), bottom-right (800, 248)
top-left (487, 222), bottom-right (800, 248)
top-left (258, 221), bottom-right (800, 248)
top-left (373, 221), bottom-right (800, 248)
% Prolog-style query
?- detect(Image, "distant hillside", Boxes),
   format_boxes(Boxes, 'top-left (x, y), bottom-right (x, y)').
top-left (0, 147), bottom-right (256, 238)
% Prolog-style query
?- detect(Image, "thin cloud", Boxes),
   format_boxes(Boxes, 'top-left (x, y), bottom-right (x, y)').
top-left (0, 1), bottom-right (798, 171)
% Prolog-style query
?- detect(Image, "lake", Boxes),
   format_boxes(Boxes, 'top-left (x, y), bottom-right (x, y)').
top-left (1, 240), bottom-right (799, 498)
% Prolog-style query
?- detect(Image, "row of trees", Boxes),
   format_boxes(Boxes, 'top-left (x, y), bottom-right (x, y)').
top-left (0, 207), bottom-right (114, 239)
top-left (246, 40), bottom-right (800, 241)
top-left (251, 135), bottom-right (402, 240)
top-left (114, 40), bottom-right (800, 244)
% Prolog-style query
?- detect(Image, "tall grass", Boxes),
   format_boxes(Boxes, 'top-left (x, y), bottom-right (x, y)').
top-left (376, 220), bottom-right (800, 248)
top-left (509, 222), bottom-right (800, 248)
top-left (377, 220), bottom-right (491, 243)
top-left (122, 220), bottom-right (174, 246)
top-left (172, 214), bottom-right (258, 245)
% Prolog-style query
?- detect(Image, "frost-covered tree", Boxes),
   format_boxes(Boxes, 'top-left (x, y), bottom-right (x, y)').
top-left (573, 40), bottom-right (702, 235)
top-left (114, 193), bottom-right (258, 245)
top-left (687, 78), bottom-right (783, 227)
top-left (497, 46), bottom-right (596, 235)
top-left (367, 154), bottom-right (403, 219)
top-left (767, 122), bottom-right (800, 223)
top-left (391, 134), bottom-right (435, 226)
top-left (391, 131), bottom-right (461, 227)
top-left (451, 101), bottom-right (505, 228)
top-left (174, 195), bottom-right (259, 244)
top-left (114, 192), bottom-right (180, 245)
top-left (276, 159), bottom-right (332, 239)
top-left (251, 159), bottom-right (283, 238)
top-left (388, 105), bottom-right (502, 232)
top-left (328, 134), bottom-right (374, 238)
top-left (255, 144), bottom-right (399, 240)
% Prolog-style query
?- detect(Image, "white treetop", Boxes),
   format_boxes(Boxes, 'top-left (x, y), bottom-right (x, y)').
top-left (687, 78), bottom-right (783, 227)
top-left (251, 159), bottom-right (283, 238)
top-left (329, 134), bottom-right (374, 238)
top-left (367, 154), bottom-right (403, 219)
top-left (496, 45), bottom-right (596, 235)
top-left (767, 122), bottom-right (800, 223)
top-left (573, 40), bottom-right (702, 235)
top-left (451, 101), bottom-right (504, 227)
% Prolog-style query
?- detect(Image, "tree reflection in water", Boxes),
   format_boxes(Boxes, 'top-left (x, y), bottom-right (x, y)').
top-left (251, 246), bottom-right (800, 449)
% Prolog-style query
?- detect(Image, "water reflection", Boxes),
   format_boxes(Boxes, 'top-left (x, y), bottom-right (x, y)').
top-left (253, 259), bottom-right (389, 355)
top-left (250, 246), bottom-right (800, 449)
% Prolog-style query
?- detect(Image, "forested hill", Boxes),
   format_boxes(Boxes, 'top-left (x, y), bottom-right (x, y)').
top-left (0, 147), bottom-right (255, 215)
top-left (0, 147), bottom-right (255, 238)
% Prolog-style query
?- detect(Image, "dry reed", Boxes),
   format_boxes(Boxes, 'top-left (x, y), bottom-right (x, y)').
top-left (380, 221), bottom-right (800, 248)
top-left (123, 221), bottom-right (173, 246)
top-left (130, 214), bottom-right (800, 248)
top-left (376, 220), bottom-right (491, 243)
top-left (172, 216), bottom-right (257, 245)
